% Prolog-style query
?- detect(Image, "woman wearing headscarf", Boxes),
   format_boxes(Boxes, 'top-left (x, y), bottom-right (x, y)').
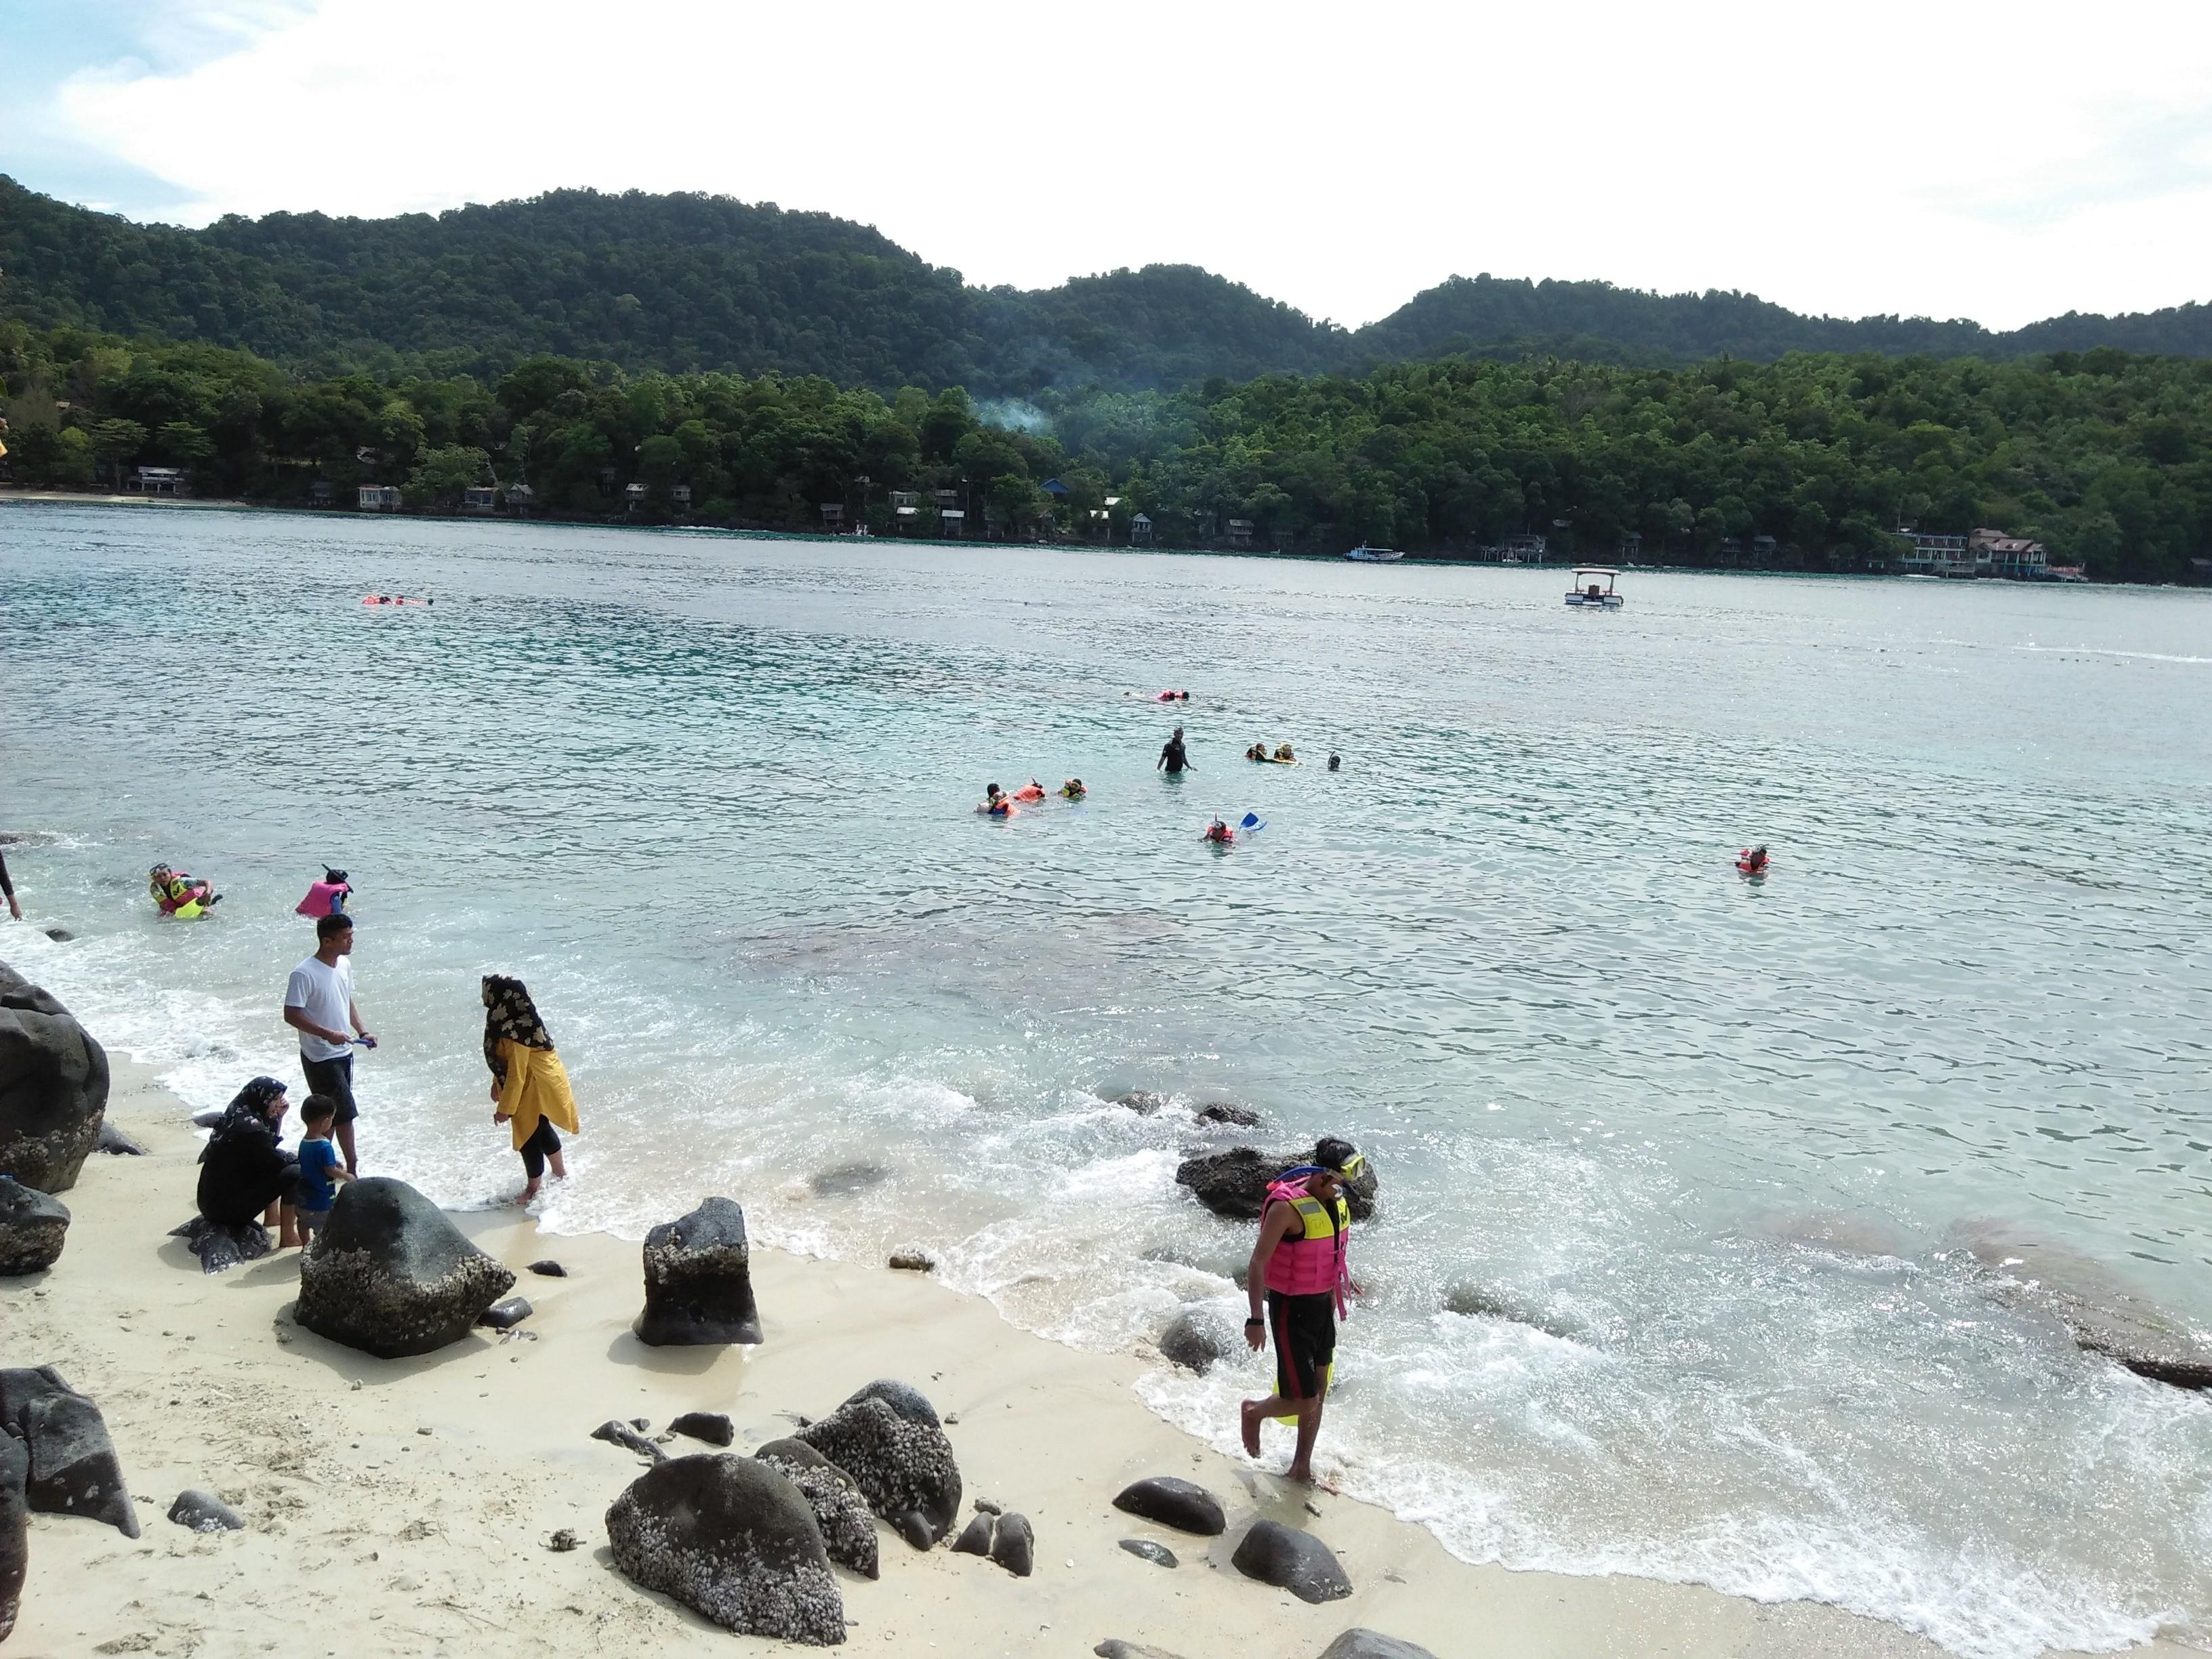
top-left (483, 975), bottom-right (579, 1203)
top-left (195, 1076), bottom-right (302, 1245)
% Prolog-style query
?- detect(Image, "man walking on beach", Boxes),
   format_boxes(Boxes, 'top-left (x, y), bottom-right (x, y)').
top-left (1240, 1138), bottom-right (1363, 1485)
top-left (284, 913), bottom-right (374, 1175)
top-left (1157, 726), bottom-right (1191, 774)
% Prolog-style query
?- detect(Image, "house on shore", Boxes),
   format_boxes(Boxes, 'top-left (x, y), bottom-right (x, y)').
top-left (130, 466), bottom-right (189, 496)
top-left (1891, 529), bottom-right (1974, 576)
top-left (1969, 527), bottom-right (2049, 579)
top-left (462, 485), bottom-right (497, 513)
top-left (358, 484), bottom-right (401, 512)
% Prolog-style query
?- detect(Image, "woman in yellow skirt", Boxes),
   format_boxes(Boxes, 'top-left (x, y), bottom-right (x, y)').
top-left (482, 975), bottom-right (579, 1204)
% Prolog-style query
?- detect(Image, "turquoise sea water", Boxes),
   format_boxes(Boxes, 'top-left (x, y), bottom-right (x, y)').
top-left (2, 503), bottom-right (2207, 1658)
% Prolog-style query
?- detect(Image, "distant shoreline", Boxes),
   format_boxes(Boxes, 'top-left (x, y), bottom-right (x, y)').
top-left (0, 489), bottom-right (2133, 586)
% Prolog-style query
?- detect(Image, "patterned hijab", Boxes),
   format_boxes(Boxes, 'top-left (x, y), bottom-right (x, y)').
top-left (201, 1075), bottom-right (287, 1161)
top-left (483, 975), bottom-right (555, 1080)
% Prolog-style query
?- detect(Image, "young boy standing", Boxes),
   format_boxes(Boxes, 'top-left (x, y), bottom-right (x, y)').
top-left (293, 1094), bottom-right (351, 1242)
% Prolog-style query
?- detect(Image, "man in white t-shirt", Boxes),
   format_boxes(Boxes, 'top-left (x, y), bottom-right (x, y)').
top-left (283, 912), bottom-right (375, 1174)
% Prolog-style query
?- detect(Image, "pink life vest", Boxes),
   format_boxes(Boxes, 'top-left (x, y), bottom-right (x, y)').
top-left (296, 880), bottom-right (350, 917)
top-left (1261, 1178), bottom-right (1351, 1313)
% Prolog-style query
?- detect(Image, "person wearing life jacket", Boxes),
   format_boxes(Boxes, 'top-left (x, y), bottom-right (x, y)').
top-left (1203, 818), bottom-right (1233, 845)
top-left (1274, 742), bottom-right (1296, 762)
top-left (1012, 779), bottom-right (1047, 802)
top-left (295, 867), bottom-right (352, 917)
top-left (1240, 1138), bottom-right (1364, 1484)
top-left (1736, 844), bottom-right (1770, 876)
top-left (148, 863), bottom-right (220, 920)
top-left (1059, 778), bottom-right (1087, 801)
top-left (979, 784), bottom-right (1014, 817)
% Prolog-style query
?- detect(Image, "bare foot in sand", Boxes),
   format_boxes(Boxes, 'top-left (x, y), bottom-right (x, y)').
top-left (514, 1180), bottom-right (541, 1206)
top-left (1285, 1465), bottom-right (1339, 1492)
top-left (1240, 1399), bottom-right (1263, 1457)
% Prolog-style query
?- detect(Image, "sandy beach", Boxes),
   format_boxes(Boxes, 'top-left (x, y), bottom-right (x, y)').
top-left (0, 1052), bottom-right (2042, 1659)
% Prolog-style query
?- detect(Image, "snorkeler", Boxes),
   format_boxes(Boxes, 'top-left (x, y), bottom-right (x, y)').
top-left (979, 784), bottom-right (1014, 817)
top-left (1012, 779), bottom-right (1047, 802)
top-left (1059, 779), bottom-right (1087, 800)
top-left (1736, 844), bottom-right (1770, 875)
top-left (1203, 818), bottom-right (1234, 844)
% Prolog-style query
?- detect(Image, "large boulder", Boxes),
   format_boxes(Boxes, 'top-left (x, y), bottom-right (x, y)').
top-left (795, 1392), bottom-right (961, 1550)
top-left (604, 1454), bottom-right (844, 1645)
top-left (1, 1429), bottom-right (26, 1643)
top-left (295, 1178), bottom-right (514, 1359)
top-left (0, 1182), bottom-right (68, 1275)
top-left (758, 1438), bottom-right (880, 1580)
top-left (634, 1197), bottom-right (763, 1347)
top-left (1111, 1476), bottom-right (1225, 1536)
top-left (1174, 1145), bottom-right (1377, 1223)
top-left (1318, 1631), bottom-right (1441, 1659)
top-left (1231, 1519), bottom-right (1351, 1603)
top-left (0, 964), bottom-right (109, 1194)
top-left (838, 1378), bottom-right (939, 1429)
top-left (0, 1366), bottom-right (138, 1538)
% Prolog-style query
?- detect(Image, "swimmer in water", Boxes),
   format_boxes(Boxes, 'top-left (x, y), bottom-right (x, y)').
top-left (1059, 778), bottom-right (1087, 800)
top-left (1275, 743), bottom-right (1295, 762)
top-left (979, 784), bottom-right (1012, 817)
top-left (1327, 752), bottom-right (1341, 772)
top-left (1012, 779), bottom-right (1047, 802)
top-left (1204, 818), bottom-right (1234, 845)
top-left (1737, 844), bottom-right (1769, 874)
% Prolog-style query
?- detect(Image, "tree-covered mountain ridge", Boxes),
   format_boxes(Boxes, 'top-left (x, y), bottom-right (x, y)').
top-left (5, 176), bottom-right (2210, 392)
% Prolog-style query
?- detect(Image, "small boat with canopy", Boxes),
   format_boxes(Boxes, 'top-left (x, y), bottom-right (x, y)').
top-left (1564, 567), bottom-right (1624, 609)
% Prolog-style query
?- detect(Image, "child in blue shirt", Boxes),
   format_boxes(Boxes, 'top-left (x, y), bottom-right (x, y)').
top-left (295, 1094), bottom-right (351, 1240)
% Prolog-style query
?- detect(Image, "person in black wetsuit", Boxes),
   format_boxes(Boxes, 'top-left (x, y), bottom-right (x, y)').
top-left (0, 843), bottom-right (18, 922)
top-left (196, 1076), bottom-right (304, 1247)
top-left (1158, 726), bottom-right (1191, 775)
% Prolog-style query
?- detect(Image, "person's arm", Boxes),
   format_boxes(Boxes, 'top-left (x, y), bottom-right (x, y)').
top-left (284, 1003), bottom-right (350, 1048)
top-left (347, 997), bottom-right (372, 1045)
top-left (1244, 1202), bottom-right (1299, 1348)
top-left (0, 846), bottom-right (16, 920)
top-left (492, 1040), bottom-right (525, 1123)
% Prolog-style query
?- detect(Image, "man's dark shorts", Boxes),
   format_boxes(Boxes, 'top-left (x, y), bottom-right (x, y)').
top-left (1267, 1289), bottom-right (1336, 1402)
top-left (300, 1052), bottom-right (358, 1125)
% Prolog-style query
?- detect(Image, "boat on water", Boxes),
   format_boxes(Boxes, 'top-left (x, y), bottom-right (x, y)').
top-left (1345, 544), bottom-right (1404, 562)
top-left (1564, 567), bottom-right (1624, 609)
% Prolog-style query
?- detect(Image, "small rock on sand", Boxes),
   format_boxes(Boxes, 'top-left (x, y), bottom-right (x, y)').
top-left (476, 1296), bottom-right (533, 1330)
top-left (670, 1411), bottom-right (734, 1446)
top-left (1318, 1630), bottom-right (1441, 1659)
top-left (1111, 1477), bottom-right (1225, 1536)
top-left (1231, 1519), bottom-right (1351, 1603)
top-left (1118, 1538), bottom-right (1178, 1568)
top-left (591, 1420), bottom-right (665, 1463)
top-left (166, 1490), bottom-right (243, 1533)
top-left (888, 1248), bottom-right (935, 1272)
top-left (94, 1122), bottom-right (145, 1155)
top-left (0, 1182), bottom-right (69, 1275)
top-left (525, 1258), bottom-right (567, 1277)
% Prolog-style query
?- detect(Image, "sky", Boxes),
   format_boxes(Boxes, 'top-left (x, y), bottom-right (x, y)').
top-left (5, 0), bottom-right (2212, 331)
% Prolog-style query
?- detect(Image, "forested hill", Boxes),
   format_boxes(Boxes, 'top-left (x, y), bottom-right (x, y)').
top-left (5, 176), bottom-right (2210, 390)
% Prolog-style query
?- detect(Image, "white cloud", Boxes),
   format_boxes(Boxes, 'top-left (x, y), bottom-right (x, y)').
top-left (45, 0), bottom-right (2212, 329)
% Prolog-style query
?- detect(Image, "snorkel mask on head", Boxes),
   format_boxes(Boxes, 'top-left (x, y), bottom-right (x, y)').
top-left (1282, 1143), bottom-right (1366, 1185)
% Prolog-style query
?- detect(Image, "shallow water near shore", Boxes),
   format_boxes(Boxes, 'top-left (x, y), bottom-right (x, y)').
top-left (2, 502), bottom-right (2208, 1659)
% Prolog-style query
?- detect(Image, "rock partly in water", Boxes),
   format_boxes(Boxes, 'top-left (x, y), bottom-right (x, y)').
top-left (1439, 1281), bottom-right (1589, 1342)
top-left (0, 1366), bottom-right (139, 1538)
top-left (171, 1215), bottom-right (272, 1275)
top-left (887, 1248), bottom-right (935, 1272)
top-left (167, 1490), bottom-right (244, 1533)
top-left (839, 1378), bottom-right (941, 1430)
top-left (1094, 1643), bottom-right (1189, 1659)
top-left (605, 1454), bottom-right (845, 1645)
top-left (1957, 1222), bottom-right (2212, 1391)
top-left (0, 964), bottom-right (110, 1194)
top-left (669, 1410), bottom-right (734, 1446)
top-left (525, 1258), bottom-right (567, 1277)
top-left (1174, 1144), bottom-right (1377, 1223)
top-left (294, 1178), bottom-right (515, 1359)
top-left (795, 1393), bottom-right (961, 1550)
top-left (0, 1182), bottom-right (68, 1275)
top-left (1119, 1537), bottom-right (1179, 1568)
top-left (756, 1437), bottom-right (879, 1580)
top-left (807, 1162), bottom-right (890, 1198)
top-left (592, 1420), bottom-right (667, 1464)
top-left (1158, 1310), bottom-right (1230, 1374)
top-left (1108, 1090), bottom-right (1170, 1115)
top-left (1231, 1519), bottom-right (1351, 1603)
top-left (41, 929), bottom-right (72, 943)
top-left (94, 1122), bottom-right (145, 1156)
top-left (1, 1429), bottom-right (26, 1642)
top-left (1317, 1630), bottom-right (1441, 1659)
top-left (476, 1296), bottom-right (533, 1330)
top-left (1111, 1477), bottom-right (1225, 1536)
top-left (634, 1197), bottom-right (763, 1347)
top-left (1195, 1103), bottom-right (1262, 1128)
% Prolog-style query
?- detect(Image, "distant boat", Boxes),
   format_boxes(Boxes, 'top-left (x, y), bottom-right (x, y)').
top-left (1564, 567), bottom-right (1624, 610)
top-left (1345, 544), bottom-right (1404, 562)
